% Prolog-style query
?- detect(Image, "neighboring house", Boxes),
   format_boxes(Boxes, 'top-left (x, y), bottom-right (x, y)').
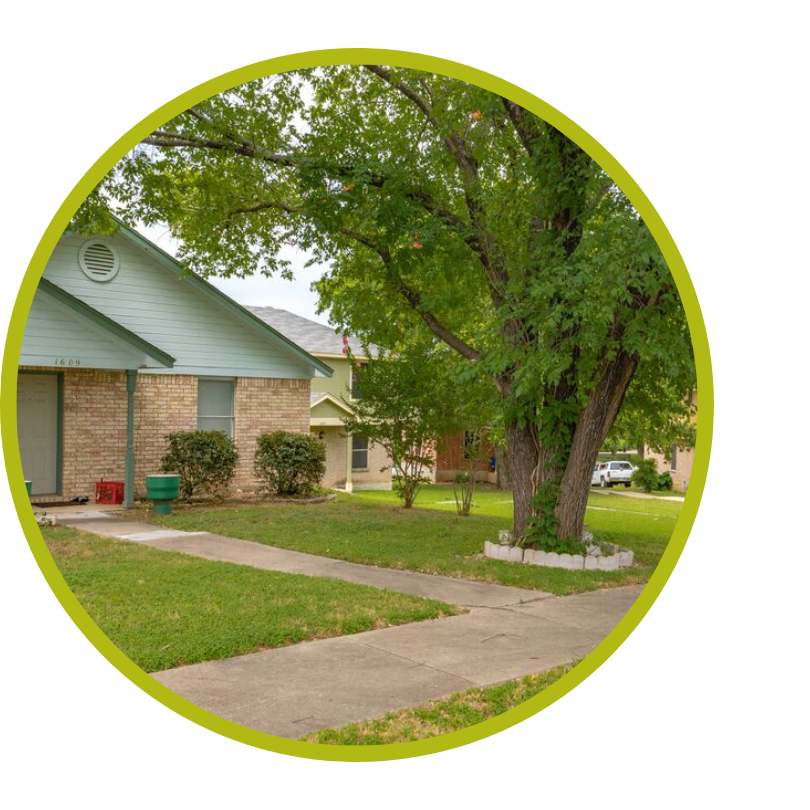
top-left (644, 391), bottom-right (698, 492)
top-left (435, 430), bottom-right (498, 484)
top-left (17, 226), bottom-right (332, 506)
top-left (247, 307), bottom-right (393, 491)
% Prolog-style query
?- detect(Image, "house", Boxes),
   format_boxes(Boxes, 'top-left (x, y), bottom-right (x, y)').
top-left (247, 307), bottom-right (393, 491)
top-left (17, 226), bottom-right (332, 506)
top-left (643, 391), bottom-right (698, 492)
top-left (434, 430), bottom-right (499, 484)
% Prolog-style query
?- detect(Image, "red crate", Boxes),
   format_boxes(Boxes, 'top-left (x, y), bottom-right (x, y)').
top-left (95, 480), bottom-right (124, 505)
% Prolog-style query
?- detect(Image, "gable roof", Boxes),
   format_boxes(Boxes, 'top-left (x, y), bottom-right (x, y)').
top-left (112, 223), bottom-right (333, 378)
top-left (248, 306), bottom-right (377, 358)
top-left (38, 278), bottom-right (175, 368)
top-left (310, 391), bottom-right (354, 415)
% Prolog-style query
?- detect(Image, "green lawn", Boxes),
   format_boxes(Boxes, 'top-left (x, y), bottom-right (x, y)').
top-left (302, 663), bottom-right (575, 745)
top-left (152, 484), bottom-right (681, 595)
top-left (43, 526), bottom-right (457, 672)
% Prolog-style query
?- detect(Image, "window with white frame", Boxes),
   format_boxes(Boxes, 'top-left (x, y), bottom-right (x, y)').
top-left (352, 434), bottom-right (369, 470)
top-left (198, 379), bottom-right (235, 438)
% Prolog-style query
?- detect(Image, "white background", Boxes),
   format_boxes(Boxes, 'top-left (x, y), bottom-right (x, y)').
top-left (1, 3), bottom-right (807, 807)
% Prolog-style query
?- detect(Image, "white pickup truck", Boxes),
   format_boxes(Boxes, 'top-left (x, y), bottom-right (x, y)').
top-left (592, 460), bottom-right (636, 488)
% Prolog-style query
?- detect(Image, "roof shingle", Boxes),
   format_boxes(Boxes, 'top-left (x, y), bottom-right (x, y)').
top-left (247, 306), bottom-right (375, 357)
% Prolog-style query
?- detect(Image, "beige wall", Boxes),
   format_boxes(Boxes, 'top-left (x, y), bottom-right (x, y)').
top-left (645, 392), bottom-right (697, 492)
top-left (313, 426), bottom-right (392, 490)
top-left (646, 447), bottom-right (694, 492)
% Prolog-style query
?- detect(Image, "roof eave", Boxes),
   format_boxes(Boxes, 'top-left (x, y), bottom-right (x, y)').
top-left (38, 278), bottom-right (175, 368)
top-left (115, 222), bottom-right (334, 378)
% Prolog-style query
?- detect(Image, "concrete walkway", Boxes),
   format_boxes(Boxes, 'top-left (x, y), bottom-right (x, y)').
top-left (57, 509), bottom-right (550, 609)
top-left (57, 509), bottom-right (642, 738)
top-left (596, 489), bottom-right (685, 502)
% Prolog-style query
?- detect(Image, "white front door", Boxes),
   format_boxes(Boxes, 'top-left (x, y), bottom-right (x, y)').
top-left (17, 373), bottom-right (59, 495)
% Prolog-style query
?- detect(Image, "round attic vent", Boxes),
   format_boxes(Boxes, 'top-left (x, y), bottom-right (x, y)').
top-left (78, 240), bottom-right (120, 282)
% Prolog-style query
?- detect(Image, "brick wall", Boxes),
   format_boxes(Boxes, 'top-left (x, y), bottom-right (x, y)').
top-left (646, 447), bottom-right (694, 492)
top-left (20, 367), bottom-right (311, 501)
top-left (233, 377), bottom-right (310, 490)
top-left (435, 431), bottom-right (497, 483)
top-left (354, 436), bottom-right (393, 489)
top-left (134, 374), bottom-right (197, 493)
top-left (62, 368), bottom-right (128, 500)
top-left (318, 427), bottom-right (348, 487)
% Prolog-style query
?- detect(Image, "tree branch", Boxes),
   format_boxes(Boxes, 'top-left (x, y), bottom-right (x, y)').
top-left (142, 131), bottom-right (300, 168)
top-left (500, 97), bottom-right (540, 157)
top-left (335, 227), bottom-right (482, 363)
top-left (362, 67), bottom-right (509, 310)
top-left (363, 65), bottom-right (437, 128)
top-left (392, 278), bottom-right (482, 362)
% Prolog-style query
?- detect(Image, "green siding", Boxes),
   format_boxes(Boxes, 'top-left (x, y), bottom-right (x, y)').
top-left (43, 233), bottom-right (317, 379)
top-left (21, 288), bottom-right (157, 370)
top-left (311, 399), bottom-right (351, 420)
top-left (312, 357), bottom-right (352, 399)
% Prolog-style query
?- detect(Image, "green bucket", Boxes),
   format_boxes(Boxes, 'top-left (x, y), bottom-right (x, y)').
top-left (25, 480), bottom-right (32, 497)
top-left (145, 474), bottom-right (181, 515)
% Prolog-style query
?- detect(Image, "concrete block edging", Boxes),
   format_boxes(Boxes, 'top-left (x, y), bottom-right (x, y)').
top-left (484, 532), bottom-right (634, 571)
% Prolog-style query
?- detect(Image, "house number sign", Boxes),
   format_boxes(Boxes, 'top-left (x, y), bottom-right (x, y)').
top-left (53, 358), bottom-right (82, 366)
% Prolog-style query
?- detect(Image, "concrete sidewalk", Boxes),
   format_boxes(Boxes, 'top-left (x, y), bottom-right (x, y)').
top-left (58, 509), bottom-right (642, 738)
top-left (598, 489), bottom-right (685, 502)
top-left (152, 585), bottom-right (640, 738)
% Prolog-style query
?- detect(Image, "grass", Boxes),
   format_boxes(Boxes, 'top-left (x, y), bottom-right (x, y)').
top-left (150, 484), bottom-right (682, 596)
top-left (43, 525), bottom-right (458, 672)
top-left (301, 663), bottom-right (575, 745)
top-left (625, 486), bottom-right (685, 498)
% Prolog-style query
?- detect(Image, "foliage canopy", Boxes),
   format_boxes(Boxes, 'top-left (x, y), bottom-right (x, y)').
top-left (78, 65), bottom-right (695, 542)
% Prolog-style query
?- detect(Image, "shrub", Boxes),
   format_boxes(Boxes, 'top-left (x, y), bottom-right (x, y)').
top-left (161, 430), bottom-right (238, 500)
top-left (454, 471), bottom-right (471, 484)
top-left (254, 431), bottom-right (326, 497)
top-left (631, 459), bottom-right (660, 493)
top-left (657, 472), bottom-right (674, 491)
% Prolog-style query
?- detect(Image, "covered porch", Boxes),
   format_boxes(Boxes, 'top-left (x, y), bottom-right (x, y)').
top-left (17, 279), bottom-right (174, 506)
top-left (310, 392), bottom-right (392, 492)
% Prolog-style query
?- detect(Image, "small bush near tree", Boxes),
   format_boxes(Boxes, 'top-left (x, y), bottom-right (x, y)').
top-left (254, 431), bottom-right (326, 497)
top-left (451, 430), bottom-right (488, 517)
top-left (161, 430), bottom-right (238, 500)
top-left (632, 459), bottom-right (661, 493)
top-left (657, 472), bottom-right (673, 491)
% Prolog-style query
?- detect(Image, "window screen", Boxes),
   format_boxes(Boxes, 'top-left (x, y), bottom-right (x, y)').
top-left (198, 379), bottom-right (234, 438)
top-left (352, 434), bottom-right (369, 470)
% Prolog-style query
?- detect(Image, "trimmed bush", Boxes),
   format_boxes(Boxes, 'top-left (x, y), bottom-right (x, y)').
top-left (631, 458), bottom-right (660, 493)
top-left (657, 471), bottom-right (674, 491)
top-left (161, 430), bottom-right (238, 500)
top-left (254, 431), bottom-right (326, 497)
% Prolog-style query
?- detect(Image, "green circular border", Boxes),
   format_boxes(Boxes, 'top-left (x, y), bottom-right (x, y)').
top-left (1, 48), bottom-right (713, 762)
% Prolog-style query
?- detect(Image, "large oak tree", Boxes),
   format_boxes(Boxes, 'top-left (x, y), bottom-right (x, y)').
top-left (75, 65), bottom-right (695, 546)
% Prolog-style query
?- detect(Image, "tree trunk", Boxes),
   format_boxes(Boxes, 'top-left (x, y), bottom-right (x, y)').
top-left (556, 351), bottom-right (638, 539)
top-left (504, 420), bottom-right (539, 541)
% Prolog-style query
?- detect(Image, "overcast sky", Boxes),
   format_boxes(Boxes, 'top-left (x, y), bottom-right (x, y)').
top-left (140, 222), bottom-right (333, 326)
